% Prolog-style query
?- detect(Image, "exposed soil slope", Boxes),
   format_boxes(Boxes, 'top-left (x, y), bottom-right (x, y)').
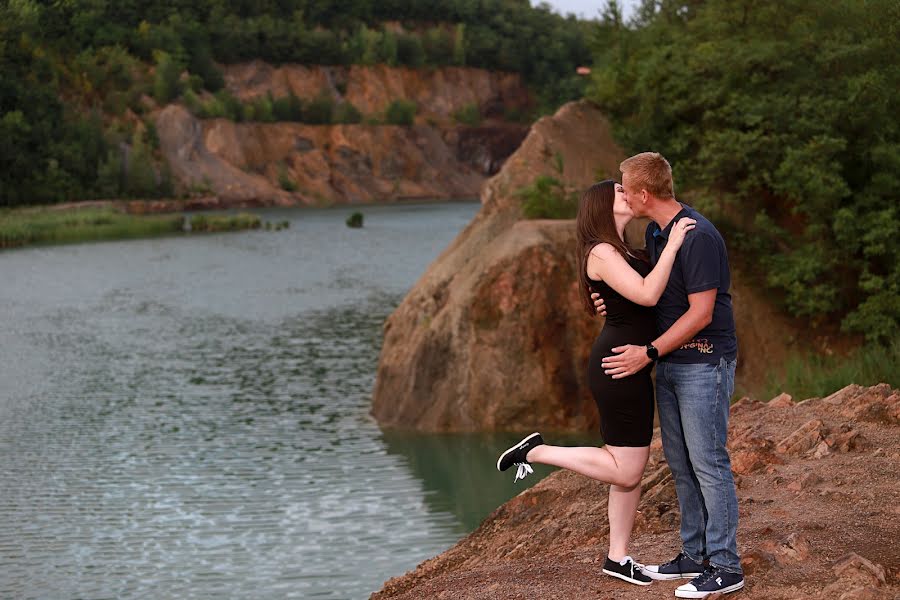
top-left (374, 383), bottom-right (900, 599)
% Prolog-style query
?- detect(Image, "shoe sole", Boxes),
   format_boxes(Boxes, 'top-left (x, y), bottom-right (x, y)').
top-left (602, 568), bottom-right (653, 586)
top-left (496, 432), bottom-right (541, 472)
top-left (674, 580), bottom-right (744, 598)
top-left (644, 570), bottom-right (702, 581)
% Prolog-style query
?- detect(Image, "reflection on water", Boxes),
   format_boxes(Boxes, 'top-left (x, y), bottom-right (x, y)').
top-left (0, 201), bottom-right (595, 599)
top-left (381, 431), bottom-right (599, 532)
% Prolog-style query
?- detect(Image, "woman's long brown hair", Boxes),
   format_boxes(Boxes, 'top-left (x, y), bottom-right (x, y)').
top-left (576, 180), bottom-right (645, 316)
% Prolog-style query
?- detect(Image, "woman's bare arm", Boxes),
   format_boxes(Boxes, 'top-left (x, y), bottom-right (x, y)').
top-left (586, 218), bottom-right (695, 307)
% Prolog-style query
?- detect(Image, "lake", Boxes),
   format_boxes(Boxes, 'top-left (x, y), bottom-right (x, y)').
top-left (0, 202), bottom-right (594, 599)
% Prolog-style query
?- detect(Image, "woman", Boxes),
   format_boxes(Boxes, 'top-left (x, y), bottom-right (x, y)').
top-left (496, 180), bottom-right (695, 587)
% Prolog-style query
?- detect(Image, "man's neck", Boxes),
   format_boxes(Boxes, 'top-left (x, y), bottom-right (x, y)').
top-left (646, 199), bottom-right (683, 229)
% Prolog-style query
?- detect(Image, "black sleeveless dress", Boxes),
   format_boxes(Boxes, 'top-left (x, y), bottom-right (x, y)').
top-left (587, 255), bottom-right (657, 447)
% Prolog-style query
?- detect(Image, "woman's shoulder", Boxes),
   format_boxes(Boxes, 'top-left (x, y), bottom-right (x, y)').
top-left (589, 242), bottom-right (621, 259)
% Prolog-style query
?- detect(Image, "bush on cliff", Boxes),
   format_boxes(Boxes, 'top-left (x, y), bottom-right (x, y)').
top-left (517, 175), bottom-right (577, 220)
top-left (452, 103), bottom-right (482, 126)
top-left (334, 102), bottom-right (363, 124)
top-left (589, 0), bottom-right (899, 343)
top-left (385, 100), bottom-right (417, 126)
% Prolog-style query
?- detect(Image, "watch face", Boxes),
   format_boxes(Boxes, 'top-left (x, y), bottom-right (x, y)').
top-left (646, 345), bottom-right (658, 360)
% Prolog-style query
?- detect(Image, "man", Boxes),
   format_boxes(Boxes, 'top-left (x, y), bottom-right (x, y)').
top-left (595, 152), bottom-right (743, 598)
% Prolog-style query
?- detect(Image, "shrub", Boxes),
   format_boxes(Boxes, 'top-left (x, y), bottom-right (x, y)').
top-left (334, 101), bottom-right (363, 124)
top-left (517, 175), bottom-right (577, 219)
top-left (273, 93), bottom-right (304, 122)
top-left (346, 212), bottom-right (363, 228)
top-left (277, 162), bottom-right (297, 191)
top-left (452, 103), bottom-right (481, 126)
top-left (384, 99), bottom-right (417, 126)
top-left (304, 91), bottom-right (334, 124)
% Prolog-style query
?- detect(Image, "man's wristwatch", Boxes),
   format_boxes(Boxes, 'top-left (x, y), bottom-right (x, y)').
top-left (645, 343), bottom-right (659, 362)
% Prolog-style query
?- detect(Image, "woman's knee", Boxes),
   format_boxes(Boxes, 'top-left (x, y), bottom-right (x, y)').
top-left (606, 445), bottom-right (649, 488)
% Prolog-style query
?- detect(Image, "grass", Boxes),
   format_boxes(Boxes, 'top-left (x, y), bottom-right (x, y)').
top-left (189, 212), bottom-right (261, 232)
top-left (0, 206), bottom-right (184, 249)
top-left (759, 339), bottom-right (900, 401)
top-left (0, 206), bottom-right (270, 250)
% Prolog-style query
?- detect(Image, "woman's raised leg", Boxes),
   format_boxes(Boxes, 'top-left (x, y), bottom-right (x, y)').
top-left (526, 443), bottom-right (649, 489)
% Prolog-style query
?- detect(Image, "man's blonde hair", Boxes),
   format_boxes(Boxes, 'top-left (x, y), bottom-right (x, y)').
top-left (620, 152), bottom-right (675, 199)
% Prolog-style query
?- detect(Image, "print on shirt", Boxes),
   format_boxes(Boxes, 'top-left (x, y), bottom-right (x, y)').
top-left (680, 338), bottom-right (715, 354)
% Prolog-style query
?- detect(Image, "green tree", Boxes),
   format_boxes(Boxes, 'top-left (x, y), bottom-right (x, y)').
top-left (152, 50), bottom-right (183, 104)
top-left (589, 0), bottom-right (900, 342)
top-left (396, 34), bottom-right (425, 67)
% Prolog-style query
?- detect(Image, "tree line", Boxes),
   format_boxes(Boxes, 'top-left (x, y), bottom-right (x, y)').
top-left (589, 0), bottom-right (899, 343)
top-left (0, 0), bottom-right (592, 206)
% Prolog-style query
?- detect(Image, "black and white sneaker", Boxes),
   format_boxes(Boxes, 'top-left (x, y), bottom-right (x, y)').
top-left (675, 565), bottom-right (744, 598)
top-left (602, 556), bottom-right (652, 586)
top-left (496, 433), bottom-right (544, 482)
top-left (643, 551), bottom-right (705, 580)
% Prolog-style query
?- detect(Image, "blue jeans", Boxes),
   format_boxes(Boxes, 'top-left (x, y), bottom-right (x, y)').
top-left (656, 357), bottom-right (742, 574)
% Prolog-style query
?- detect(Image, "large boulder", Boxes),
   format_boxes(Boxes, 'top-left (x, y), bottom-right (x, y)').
top-left (372, 100), bottom-right (627, 432)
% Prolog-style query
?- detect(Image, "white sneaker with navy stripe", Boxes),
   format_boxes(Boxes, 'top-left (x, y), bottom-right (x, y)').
top-left (675, 565), bottom-right (744, 598)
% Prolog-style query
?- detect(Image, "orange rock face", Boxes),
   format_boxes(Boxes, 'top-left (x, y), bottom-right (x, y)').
top-left (156, 63), bottom-right (532, 207)
top-left (221, 62), bottom-right (532, 123)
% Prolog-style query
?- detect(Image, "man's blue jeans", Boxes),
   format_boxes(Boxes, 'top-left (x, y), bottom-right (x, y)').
top-left (656, 357), bottom-right (742, 574)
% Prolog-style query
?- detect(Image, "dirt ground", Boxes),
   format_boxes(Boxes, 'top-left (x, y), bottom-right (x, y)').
top-left (372, 383), bottom-right (900, 600)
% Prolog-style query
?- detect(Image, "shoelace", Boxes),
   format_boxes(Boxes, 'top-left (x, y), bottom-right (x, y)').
top-left (623, 556), bottom-right (645, 577)
top-left (513, 462), bottom-right (533, 482)
top-left (661, 551), bottom-right (690, 571)
top-left (691, 566), bottom-right (718, 588)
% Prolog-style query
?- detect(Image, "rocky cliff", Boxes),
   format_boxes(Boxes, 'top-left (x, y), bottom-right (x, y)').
top-left (155, 64), bottom-right (530, 206)
top-left (221, 62), bottom-right (531, 123)
top-left (373, 383), bottom-right (900, 599)
top-left (371, 100), bottom-right (629, 432)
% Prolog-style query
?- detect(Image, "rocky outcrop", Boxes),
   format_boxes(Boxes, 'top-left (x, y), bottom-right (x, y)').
top-left (156, 64), bottom-right (532, 206)
top-left (156, 104), bottom-right (526, 206)
top-left (371, 100), bottom-right (628, 432)
top-left (221, 62), bottom-right (531, 123)
top-left (156, 105), bottom-right (295, 207)
top-left (373, 383), bottom-right (900, 599)
top-left (202, 118), bottom-right (489, 203)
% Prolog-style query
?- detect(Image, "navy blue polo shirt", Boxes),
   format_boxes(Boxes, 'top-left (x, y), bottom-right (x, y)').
top-left (646, 203), bottom-right (737, 364)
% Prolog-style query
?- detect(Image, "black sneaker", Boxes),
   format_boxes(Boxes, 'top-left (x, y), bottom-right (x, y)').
top-left (643, 551), bottom-right (705, 580)
top-left (675, 565), bottom-right (745, 598)
top-left (496, 433), bottom-right (543, 482)
top-left (602, 556), bottom-right (652, 586)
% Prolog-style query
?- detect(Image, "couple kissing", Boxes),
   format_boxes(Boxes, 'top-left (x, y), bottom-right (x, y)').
top-left (496, 152), bottom-right (743, 598)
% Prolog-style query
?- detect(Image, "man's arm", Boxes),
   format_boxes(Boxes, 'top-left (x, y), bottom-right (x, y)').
top-left (600, 289), bottom-right (716, 379)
